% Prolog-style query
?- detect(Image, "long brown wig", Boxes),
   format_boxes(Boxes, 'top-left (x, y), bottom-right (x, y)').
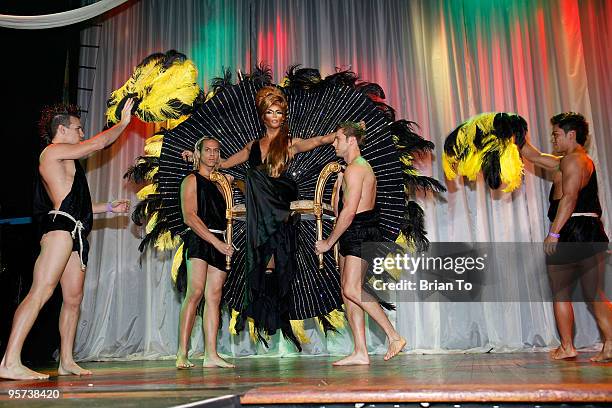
top-left (255, 86), bottom-right (290, 177)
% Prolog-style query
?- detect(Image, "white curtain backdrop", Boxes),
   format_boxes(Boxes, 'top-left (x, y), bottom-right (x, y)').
top-left (74, 0), bottom-right (611, 361)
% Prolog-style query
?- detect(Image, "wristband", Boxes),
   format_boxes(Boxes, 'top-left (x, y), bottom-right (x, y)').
top-left (548, 231), bottom-right (560, 239)
top-left (106, 202), bottom-right (113, 213)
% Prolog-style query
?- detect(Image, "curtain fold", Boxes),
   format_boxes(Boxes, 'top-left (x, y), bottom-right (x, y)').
top-left (0, 0), bottom-right (128, 29)
top-left (75, 0), bottom-right (610, 361)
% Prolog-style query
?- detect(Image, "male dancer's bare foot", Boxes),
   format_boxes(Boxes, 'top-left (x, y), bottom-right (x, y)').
top-left (590, 341), bottom-right (612, 362)
top-left (550, 344), bottom-right (578, 360)
top-left (176, 353), bottom-right (195, 369)
top-left (0, 362), bottom-right (49, 380)
top-left (202, 355), bottom-right (235, 368)
top-left (58, 360), bottom-right (92, 376)
top-left (384, 337), bottom-right (406, 361)
top-left (332, 352), bottom-right (370, 366)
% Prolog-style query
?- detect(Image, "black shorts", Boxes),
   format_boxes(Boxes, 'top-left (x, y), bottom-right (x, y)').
top-left (183, 230), bottom-right (227, 272)
top-left (338, 209), bottom-right (382, 262)
top-left (40, 213), bottom-right (90, 267)
top-left (546, 216), bottom-right (609, 265)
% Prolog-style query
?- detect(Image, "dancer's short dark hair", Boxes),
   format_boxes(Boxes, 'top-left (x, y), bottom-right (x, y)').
top-left (39, 104), bottom-right (81, 146)
top-left (550, 112), bottom-right (588, 146)
top-left (337, 121), bottom-right (367, 145)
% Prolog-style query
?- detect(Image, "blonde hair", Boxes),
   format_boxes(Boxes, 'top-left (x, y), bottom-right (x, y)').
top-left (255, 86), bottom-right (290, 177)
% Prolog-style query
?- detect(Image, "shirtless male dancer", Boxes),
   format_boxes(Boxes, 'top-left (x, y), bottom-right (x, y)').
top-left (315, 121), bottom-right (406, 365)
top-left (0, 100), bottom-right (133, 380)
top-left (521, 112), bottom-right (611, 362)
top-left (176, 136), bottom-right (234, 369)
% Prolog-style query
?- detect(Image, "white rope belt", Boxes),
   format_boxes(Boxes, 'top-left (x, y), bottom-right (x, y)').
top-left (48, 210), bottom-right (86, 271)
top-left (189, 228), bottom-right (237, 249)
top-left (571, 212), bottom-right (599, 218)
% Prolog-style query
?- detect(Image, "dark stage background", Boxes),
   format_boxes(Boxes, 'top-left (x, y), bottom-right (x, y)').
top-left (0, 1), bottom-right (81, 364)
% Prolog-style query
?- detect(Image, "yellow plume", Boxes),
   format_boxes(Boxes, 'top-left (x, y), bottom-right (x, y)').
top-left (106, 55), bottom-right (164, 124)
top-left (136, 183), bottom-right (157, 200)
top-left (145, 134), bottom-right (164, 145)
top-left (144, 141), bottom-right (163, 157)
top-left (248, 318), bottom-right (257, 343)
top-left (326, 309), bottom-right (345, 331)
top-left (137, 60), bottom-right (200, 122)
top-left (290, 320), bottom-right (311, 344)
top-left (145, 212), bottom-right (158, 234)
top-left (279, 77), bottom-right (290, 87)
top-left (442, 152), bottom-right (458, 180)
top-left (145, 167), bottom-right (158, 181)
top-left (500, 142), bottom-right (524, 192)
top-left (471, 112), bottom-right (496, 134)
top-left (106, 52), bottom-right (200, 125)
top-left (400, 154), bottom-right (416, 171)
top-left (167, 115), bottom-right (190, 129)
top-left (155, 231), bottom-right (180, 251)
top-left (171, 243), bottom-right (184, 284)
top-left (205, 90), bottom-right (216, 102)
top-left (457, 147), bottom-right (484, 181)
top-left (228, 309), bottom-right (240, 335)
top-left (443, 112), bottom-right (525, 191)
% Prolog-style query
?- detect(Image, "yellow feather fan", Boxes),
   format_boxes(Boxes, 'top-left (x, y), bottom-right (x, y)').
top-left (106, 50), bottom-right (201, 125)
top-left (442, 112), bottom-right (527, 191)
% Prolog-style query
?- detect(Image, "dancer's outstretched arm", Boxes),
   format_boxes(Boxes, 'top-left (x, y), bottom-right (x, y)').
top-left (291, 132), bottom-right (336, 154)
top-left (43, 99), bottom-right (133, 161)
top-left (92, 200), bottom-right (130, 214)
top-left (219, 141), bottom-right (254, 169)
top-left (520, 136), bottom-right (561, 170)
top-left (182, 141), bottom-right (253, 169)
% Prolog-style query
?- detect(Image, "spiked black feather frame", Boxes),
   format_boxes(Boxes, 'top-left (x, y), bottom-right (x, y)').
top-left (127, 62), bottom-right (445, 347)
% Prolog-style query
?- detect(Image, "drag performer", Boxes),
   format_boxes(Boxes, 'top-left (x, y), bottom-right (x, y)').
top-left (218, 85), bottom-right (336, 347)
top-left (520, 112), bottom-right (611, 362)
top-left (0, 100), bottom-right (133, 380)
top-left (315, 122), bottom-right (406, 365)
top-left (175, 136), bottom-right (234, 369)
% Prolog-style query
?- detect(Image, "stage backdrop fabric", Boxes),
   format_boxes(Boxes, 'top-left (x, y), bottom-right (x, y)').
top-left (74, 0), bottom-right (611, 361)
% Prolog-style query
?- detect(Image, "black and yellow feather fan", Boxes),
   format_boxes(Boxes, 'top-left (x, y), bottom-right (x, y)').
top-left (442, 112), bottom-right (527, 192)
top-left (106, 50), bottom-right (201, 126)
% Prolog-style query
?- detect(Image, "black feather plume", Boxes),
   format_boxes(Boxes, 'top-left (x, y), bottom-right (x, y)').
top-left (443, 125), bottom-right (462, 156)
top-left (211, 68), bottom-right (233, 92)
top-left (390, 120), bottom-right (434, 153)
top-left (318, 313), bottom-right (341, 335)
top-left (403, 173), bottom-right (447, 193)
top-left (161, 50), bottom-right (187, 69)
top-left (284, 65), bottom-right (322, 89)
top-left (356, 81), bottom-right (386, 99)
top-left (322, 70), bottom-right (358, 88)
top-left (123, 156), bottom-right (159, 183)
top-left (246, 62), bottom-right (272, 87)
top-left (131, 200), bottom-right (147, 226)
top-left (400, 200), bottom-right (429, 252)
top-left (482, 149), bottom-right (501, 189)
top-left (138, 221), bottom-right (169, 252)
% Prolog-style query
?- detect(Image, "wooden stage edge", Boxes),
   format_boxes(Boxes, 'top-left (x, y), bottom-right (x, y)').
top-left (0, 352), bottom-right (610, 406)
top-left (241, 383), bottom-right (612, 404)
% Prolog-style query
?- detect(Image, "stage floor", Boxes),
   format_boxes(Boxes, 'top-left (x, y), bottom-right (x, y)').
top-left (0, 352), bottom-right (610, 407)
